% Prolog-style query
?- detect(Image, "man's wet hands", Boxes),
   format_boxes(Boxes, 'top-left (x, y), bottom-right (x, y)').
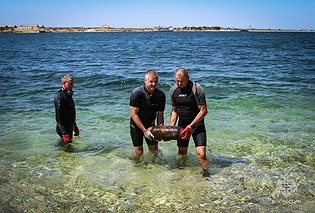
top-left (144, 130), bottom-right (154, 140)
top-left (62, 134), bottom-right (71, 143)
top-left (180, 126), bottom-right (191, 140)
top-left (74, 126), bottom-right (80, 136)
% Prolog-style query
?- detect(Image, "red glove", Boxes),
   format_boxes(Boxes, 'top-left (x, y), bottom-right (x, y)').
top-left (74, 127), bottom-right (80, 136)
top-left (180, 126), bottom-right (191, 140)
top-left (62, 134), bottom-right (71, 143)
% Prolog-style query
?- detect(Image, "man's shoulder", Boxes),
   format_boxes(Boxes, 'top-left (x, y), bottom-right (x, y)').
top-left (54, 90), bottom-right (64, 107)
top-left (130, 86), bottom-right (144, 98)
top-left (132, 86), bottom-right (144, 93)
top-left (54, 90), bottom-right (62, 100)
top-left (194, 82), bottom-right (205, 94)
top-left (194, 82), bottom-right (203, 88)
top-left (170, 84), bottom-right (178, 95)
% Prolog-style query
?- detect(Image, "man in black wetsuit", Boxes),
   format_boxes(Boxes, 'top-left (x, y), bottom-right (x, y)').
top-left (130, 70), bottom-right (166, 159)
top-left (170, 68), bottom-right (209, 177)
top-left (54, 74), bottom-right (79, 143)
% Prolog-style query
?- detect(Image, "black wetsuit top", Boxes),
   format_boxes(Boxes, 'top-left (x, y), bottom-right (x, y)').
top-left (130, 85), bottom-right (166, 129)
top-left (54, 89), bottom-right (76, 135)
top-left (171, 80), bottom-right (206, 126)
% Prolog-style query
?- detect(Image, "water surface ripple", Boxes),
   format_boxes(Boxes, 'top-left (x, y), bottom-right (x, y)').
top-left (0, 32), bottom-right (314, 212)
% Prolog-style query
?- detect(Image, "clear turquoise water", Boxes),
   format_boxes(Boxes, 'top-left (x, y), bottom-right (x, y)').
top-left (0, 32), bottom-right (314, 212)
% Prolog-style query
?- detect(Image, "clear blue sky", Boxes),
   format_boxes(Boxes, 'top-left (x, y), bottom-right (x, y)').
top-left (1, 0), bottom-right (314, 30)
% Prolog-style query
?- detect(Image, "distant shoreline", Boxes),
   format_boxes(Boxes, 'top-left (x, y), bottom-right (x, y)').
top-left (1, 25), bottom-right (314, 33)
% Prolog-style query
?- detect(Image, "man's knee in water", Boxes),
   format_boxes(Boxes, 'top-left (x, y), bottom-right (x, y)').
top-left (134, 146), bottom-right (143, 157)
top-left (196, 146), bottom-right (206, 160)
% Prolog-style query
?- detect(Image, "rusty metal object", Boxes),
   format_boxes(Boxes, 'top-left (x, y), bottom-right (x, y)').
top-left (148, 126), bottom-right (183, 141)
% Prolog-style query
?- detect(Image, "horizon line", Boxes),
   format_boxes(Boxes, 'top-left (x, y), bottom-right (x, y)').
top-left (1, 24), bottom-right (314, 31)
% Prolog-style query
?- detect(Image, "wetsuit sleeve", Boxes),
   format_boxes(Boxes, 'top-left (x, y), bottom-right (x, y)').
top-left (170, 85), bottom-right (177, 106)
top-left (195, 83), bottom-right (206, 106)
top-left (54, 95), bottom-right (68, 135)
top-left (130, 90), bottom-right (141, 108)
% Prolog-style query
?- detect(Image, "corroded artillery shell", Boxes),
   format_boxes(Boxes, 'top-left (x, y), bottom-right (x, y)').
top-left (149, 126), bottom-right (183, 141)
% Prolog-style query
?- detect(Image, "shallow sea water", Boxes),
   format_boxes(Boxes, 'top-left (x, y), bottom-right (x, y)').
top-left (0, 32), bottom-right (314, 212)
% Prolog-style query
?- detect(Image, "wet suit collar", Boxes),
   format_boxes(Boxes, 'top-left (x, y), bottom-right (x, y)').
top-left (142, 84), bottom-right (157, 96)
top-left (59, 89), bottom-right (73, 97)
top-left (182, 80), bottom-right (193, 90)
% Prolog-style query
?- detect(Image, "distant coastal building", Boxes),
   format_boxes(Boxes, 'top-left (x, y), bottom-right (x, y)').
top-left (102, 24), bottom-right (110, 29)
top-left (15, 24), bottom-right (45, 33)
top-left (0, 25), bottom-right (16, 33)
top-left (152, 26), bottom-right (173, 32)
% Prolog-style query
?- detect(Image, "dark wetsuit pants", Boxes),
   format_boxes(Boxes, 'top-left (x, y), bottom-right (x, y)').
top-left (177, 123), bottom-right (206, 148)
top-left (130, 124), bottom-right (158, 147)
